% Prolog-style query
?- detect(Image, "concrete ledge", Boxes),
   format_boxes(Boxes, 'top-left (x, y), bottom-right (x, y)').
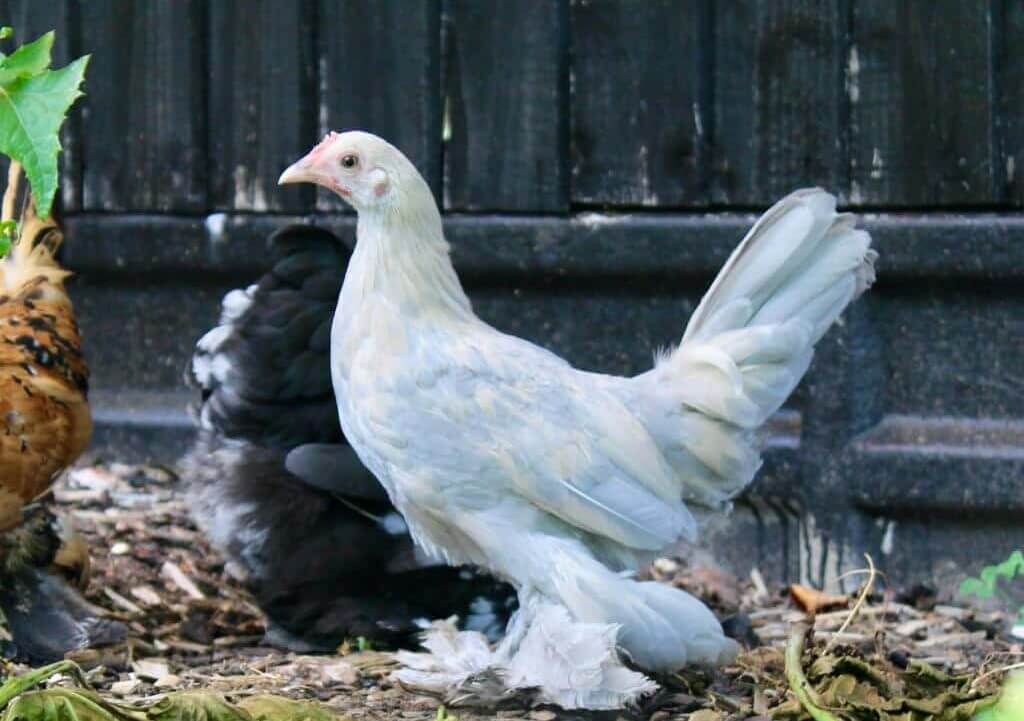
top-left (62, 212), bottom-right (1024, 279)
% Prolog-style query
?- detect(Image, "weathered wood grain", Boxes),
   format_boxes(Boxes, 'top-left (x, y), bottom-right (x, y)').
top-left (12, 2), bottom-right (1020, 589)
top-left (571, 0), bottom-right (705, 207)
top-left (79, 0), bottom-right (206, 212)
top-left (1000, 0), bottom-right (1023, 206)
top-left (317, 0), bottom-right (442, 212)
top-left (712, 0), bottom-right (844, 205)
top-left (849, 1), bottom-right (996, 206)
top-left (208, 0), bottom-right (316, 212)
top-left (0, 1), bottom-right (80, 211)
top-left (443, 0), bottom-right (568, 211)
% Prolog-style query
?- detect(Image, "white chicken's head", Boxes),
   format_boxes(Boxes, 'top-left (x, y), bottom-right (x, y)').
top-left (278, 130), bottom-right (421, 213)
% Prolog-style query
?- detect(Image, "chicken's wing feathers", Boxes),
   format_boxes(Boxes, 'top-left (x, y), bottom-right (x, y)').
top-left (371, 332), bottom-right (696, 553)
top-left (284, 442), bottom-right (388, 502)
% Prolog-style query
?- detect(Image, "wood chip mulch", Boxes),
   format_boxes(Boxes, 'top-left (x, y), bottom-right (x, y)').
top-left (2, 462), bottom-right (1018, 720)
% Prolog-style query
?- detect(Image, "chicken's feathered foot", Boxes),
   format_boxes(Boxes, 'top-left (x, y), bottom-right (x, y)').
top-left (394, 592), bottom-right (657, 710)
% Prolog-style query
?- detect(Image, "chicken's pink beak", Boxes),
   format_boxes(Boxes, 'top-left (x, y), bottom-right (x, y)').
top-left (279, 135), bottom-right (352, 198)
top-left (278, 155), bottom-right (318, 186)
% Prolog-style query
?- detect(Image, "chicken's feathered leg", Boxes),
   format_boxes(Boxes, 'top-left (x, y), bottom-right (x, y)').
top-left (395, 587), bottom-right (659, 709)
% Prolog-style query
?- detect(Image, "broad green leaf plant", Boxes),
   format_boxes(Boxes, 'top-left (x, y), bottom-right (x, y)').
top-left (960, 550), bottom-right (1024, 628)
top-left (0, 27), bottom-right (88, 256)
top-left (973, 672), bottom-right (1024, 721)
top-left (0, 661), bottom-right (348, 721)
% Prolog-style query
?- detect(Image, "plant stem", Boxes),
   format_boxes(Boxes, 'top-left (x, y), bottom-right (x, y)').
top-left (785, 624), bottom-right (840, 721)
top-left (825, 553), bottom-right (877, 654)
top-left (0, 660), bottom-right (91, 711)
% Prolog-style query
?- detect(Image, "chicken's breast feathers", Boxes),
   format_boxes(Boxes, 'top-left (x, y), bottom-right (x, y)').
top-left (0, 231), bottom-right (89, 530)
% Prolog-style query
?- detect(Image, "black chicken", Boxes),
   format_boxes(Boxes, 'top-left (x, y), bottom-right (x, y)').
top-left (181, 225), bottom-right (514, 652)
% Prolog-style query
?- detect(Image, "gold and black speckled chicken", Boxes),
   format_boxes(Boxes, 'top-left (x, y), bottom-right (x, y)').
top-left (0, 179), bottom-right (90, 531)
top-left (0, 164), bottom-right (121, 662)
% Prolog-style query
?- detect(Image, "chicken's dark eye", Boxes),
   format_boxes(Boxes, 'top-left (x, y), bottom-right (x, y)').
top-left (340, 154), bottom-right (358, 169)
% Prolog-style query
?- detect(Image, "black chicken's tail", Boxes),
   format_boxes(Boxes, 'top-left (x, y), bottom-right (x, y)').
top-left (185, 225), bottom-right (346, 447)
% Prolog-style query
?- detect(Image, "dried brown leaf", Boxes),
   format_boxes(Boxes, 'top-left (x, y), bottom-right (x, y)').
top-left (789, 585), bottom-right (849, 615)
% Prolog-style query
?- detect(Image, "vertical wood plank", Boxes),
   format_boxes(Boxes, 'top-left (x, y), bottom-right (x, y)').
top-left (1000, 0), bottom-right (1023, 206)
top-left (317, 0), bottom-right (442, 212)
top-left (850, 1), bottom-right (996, 206)
top-left (79, 0), bottom-right (206, 212)
top-left (0, 1), bottom-right (80, 211)
top-left (712, 0), bottom-right (844, 205)
top-left (442, 0), bottom-right (568, 211)
top-left (571, 0), bottom-right (705, 207)
top-left (208, 0), bottom-right (316, 212)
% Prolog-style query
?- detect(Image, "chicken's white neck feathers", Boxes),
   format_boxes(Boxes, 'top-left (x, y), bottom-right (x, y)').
top-left (344, 176), bottom-right (472, 320)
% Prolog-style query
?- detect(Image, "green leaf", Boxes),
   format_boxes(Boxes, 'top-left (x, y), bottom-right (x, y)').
top-left (780, 625), bottom-right (1004, 721)
top-left (0, 53), bottom-right (89, 218)
top-left (432, 706), bottom-right (456, 721)
top-left (356, 636), bottom-right (374, 652)
top-left (783, 626), bottom-right (840, 721)
top-left (0, 32), bottom-right (54, 85)
top-left (973, 672), bottom-right (1024, 721)
top-left (960, 551), bottom-right (1024, 602)
top-left (0, 662), bottom-right (351, 721)
top-left (1, 688), bottom-right (146, 721)
top-left (0, 686), bottom-right (351, 721)
top-left (238, 695), bottom-right (348, 721)
top-left (145, 692), bottom-right (246, 721)
top-left (960, 578), bottom-right (995, 599)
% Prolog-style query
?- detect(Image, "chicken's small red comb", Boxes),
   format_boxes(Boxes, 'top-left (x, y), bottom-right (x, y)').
top-left (309, 131), bottom-right (340, 159)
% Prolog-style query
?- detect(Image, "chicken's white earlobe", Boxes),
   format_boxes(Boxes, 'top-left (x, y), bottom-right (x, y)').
top-left (370, 168), bottom-right (390, 198)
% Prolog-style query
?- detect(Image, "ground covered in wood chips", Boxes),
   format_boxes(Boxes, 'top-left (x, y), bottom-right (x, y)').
top-left (3, 462), bottom-right (1021, 721)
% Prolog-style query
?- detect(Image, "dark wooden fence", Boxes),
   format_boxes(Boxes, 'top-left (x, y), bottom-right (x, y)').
top-left (1, 0), bottom-right (1021, 589)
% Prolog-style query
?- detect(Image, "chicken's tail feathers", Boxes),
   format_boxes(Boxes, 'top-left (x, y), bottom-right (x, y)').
top-left (186, 224), bottom-right (348, 448)
top-left (1, 164), bottom-right (69, 292)
top-left (671, 188), bottom-right (876, 429)
top-left (683, 188), bottom-right (876, 347)
top-left (549, 548), bottom-right (738, 672)
top-left (642, 189), bottom-right (875, 507)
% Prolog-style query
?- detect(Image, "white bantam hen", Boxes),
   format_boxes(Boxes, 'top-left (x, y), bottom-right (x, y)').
top-left (279, 131), bottom-right (877, 707)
